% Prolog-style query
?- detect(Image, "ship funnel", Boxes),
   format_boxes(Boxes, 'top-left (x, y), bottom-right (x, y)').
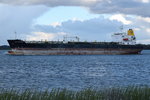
top-left (128, 29), bottom-right (134, 36)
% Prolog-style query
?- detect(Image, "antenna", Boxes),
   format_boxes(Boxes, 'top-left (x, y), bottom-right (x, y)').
top-left (76, 36), bottom-right (80, 42)
top-left (14, 31), bottom-right (17, 39)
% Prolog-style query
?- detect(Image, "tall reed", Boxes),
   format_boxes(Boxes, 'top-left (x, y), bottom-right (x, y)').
top-left (0, 86), bottom-right (150, 100)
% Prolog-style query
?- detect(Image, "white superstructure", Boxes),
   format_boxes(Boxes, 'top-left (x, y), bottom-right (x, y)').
top-left (112, 29), bottom-right (136, 45)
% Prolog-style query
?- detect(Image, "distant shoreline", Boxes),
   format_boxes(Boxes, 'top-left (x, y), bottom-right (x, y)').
top-left (0, 45), bottom-right (10, 50)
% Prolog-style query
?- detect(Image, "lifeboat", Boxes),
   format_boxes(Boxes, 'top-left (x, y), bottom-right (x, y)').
top-left (123, 38), bottom-right (128, 41)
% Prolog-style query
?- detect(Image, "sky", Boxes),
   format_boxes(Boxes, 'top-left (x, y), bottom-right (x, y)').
top-left (0, 0), bottom-right (150, 45)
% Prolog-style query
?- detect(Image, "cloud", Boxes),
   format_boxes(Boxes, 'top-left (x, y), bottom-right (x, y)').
top-left (26, 32), bottom-right (56, 41)
top-left (137, 16), bottom-right (150, 23)
top-left (0, 0), bottom-right (97, 6)
top-left (32, 16), bottom-right (122, 42)
top-left (137, 39), bottom-right (150, 44)
top-left (0, 0), bottom-right (150, 17)
top-left (0, 4), bottom-right (48, 44)
top-left (135, 0), bottom-right (150, 3)
top-left (26, 32), bottom-right (67, 41)
top-left (31, 15), bottom-right (150, 44)
top-left (50, 22), bottom-right (62, 27)
top-left (89, 0), bottom-right (150, 17)
top-left (109, 14), bottom-right (132, 25)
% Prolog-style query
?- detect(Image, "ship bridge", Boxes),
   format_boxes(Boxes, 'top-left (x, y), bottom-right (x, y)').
top-left (112, 29), bottom-right (136, 45)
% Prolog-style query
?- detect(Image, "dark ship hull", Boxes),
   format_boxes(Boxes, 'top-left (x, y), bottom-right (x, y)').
top-left (7, 40), bottom-right (143, 55)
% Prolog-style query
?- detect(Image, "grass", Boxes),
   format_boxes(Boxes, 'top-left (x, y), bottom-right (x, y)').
top-left (0, 86), bottom-right (150, 100)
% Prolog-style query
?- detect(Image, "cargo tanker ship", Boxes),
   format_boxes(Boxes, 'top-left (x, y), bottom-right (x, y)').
top-left (7, 29), bottom-right (143, 55)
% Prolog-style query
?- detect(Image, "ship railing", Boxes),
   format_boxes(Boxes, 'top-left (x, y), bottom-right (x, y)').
top-left (25, 41), bottom-right (63, 44)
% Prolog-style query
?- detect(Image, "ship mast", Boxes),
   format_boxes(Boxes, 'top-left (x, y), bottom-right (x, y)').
top-left (14, 31), bottom-right (17, 39)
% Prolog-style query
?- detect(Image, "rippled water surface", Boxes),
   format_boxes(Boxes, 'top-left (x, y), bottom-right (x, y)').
top-left (0, 50), bottom-right (150, 90)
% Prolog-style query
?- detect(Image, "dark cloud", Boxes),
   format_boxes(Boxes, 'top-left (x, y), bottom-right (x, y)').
top-left (89, 0), bottom-right (150, 17)
top-left (0, 0), bottom-right (150, 16)
top-left (0, 4), bottom-right (48, 44)
top-left (0, 0), bottom-right (95, 6)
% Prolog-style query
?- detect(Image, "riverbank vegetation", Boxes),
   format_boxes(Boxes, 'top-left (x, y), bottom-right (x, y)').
top-left (0, 86), bottom-right (150, 100)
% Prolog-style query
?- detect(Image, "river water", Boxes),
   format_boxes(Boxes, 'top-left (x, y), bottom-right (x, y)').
top-left (0, 50), bottom-right (150, 90)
